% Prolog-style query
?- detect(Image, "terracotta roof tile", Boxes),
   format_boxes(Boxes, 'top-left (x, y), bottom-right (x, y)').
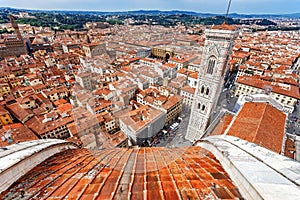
top-left (212, 22), bottom-right (236, 31)
top-left (237, 75), bottom-right (300, 99)
top-left (0, 123), bottom-right (38, 147)
top-left (227, 102), bottom-right (286, 153)
top-left (210, 114), bottom-right (234, 136)
top-left (284, 136), bottom-right (296, 159)
top-left (0, 147), bottom-right (243, 199)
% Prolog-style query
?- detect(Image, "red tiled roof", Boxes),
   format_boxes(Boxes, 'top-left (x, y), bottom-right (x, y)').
top-left (237, 76), bottom-right (300, 99)
top-left (169, 57), bottom-right (188, 63)
top-left (189, 72), bottom-right (198, 79)
top-left (53, 99), bottom-right (67, 106)
top-left (227, 102), bottom-right (286, 153)
top-left (6, 103), bottom-right (34, 123)
top-left (239, 65), bottom-right (247, 70)
top-left (0, 146), bottom-right (242, 199)
top-left (162, 95), bottom-right (184, 110)
top-left (212, 22), bottom-right (236, 31)
top-left (163, 63), bottom-right (177, 68)
top-left (284, 136), bottom-right (296, 159)
top-left (0, 105), bottom-right (8, 115)
top-left (210, 114), bottom-right (234, 136)
top-left (25, 115), bottom-right (74, 136)
top-left (0, 123), bottom-right (38, 147)
top-left (57, 103), bottom-right (73, 114)
top-left (181, 85), bottom-right (195, 94)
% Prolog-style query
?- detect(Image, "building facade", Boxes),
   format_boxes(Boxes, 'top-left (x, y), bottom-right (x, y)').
top-left (180, 85), bottom-right (195, 108)
top-left (136, 86), bottom-right (183, 126)
top-left (75, 72), bottom-right (93, 90)
top-left (82, 43), bottom-right (106, 58)
top-left (0, 105), bottom-right (13, 128)
top-left (0, 15), bottom-right (27, 58)
top-left (234, 76), bottom-right (300, 113)
top-left (186, 24), bottom-right (237, 142)
top-left (116, 105), bottom-right (166, 145)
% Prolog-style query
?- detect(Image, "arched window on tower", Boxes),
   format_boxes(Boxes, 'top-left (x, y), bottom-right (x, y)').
top-left (201, 86), bottom-right (205, 94)
top-left (206, 56), bottom-right (217, 75)
top-left (202, 105), bottom-right (206, 111)
top-left (206, 88), bottom-right (210, 95)
top-left (198, 103), bottom-right (201, 110)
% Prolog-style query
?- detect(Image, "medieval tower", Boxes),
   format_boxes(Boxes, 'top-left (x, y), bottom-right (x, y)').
top-left (186, 23), bottom-right (238, 142)
top-left (9, 15), bottom-right (22, 41)
top-left (0, 15), bottom-right (27, 58)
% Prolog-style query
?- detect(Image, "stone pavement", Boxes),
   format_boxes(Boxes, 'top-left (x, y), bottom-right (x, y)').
top-left (156, 106), bottom-right (192, 148)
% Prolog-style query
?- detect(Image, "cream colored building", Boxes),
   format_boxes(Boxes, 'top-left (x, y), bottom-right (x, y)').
top-left (180, 85), bottom-right (195, 108)
top-left (115, 104), bottom-right (166, 145)
top-left (235, 76), bottom-right (300, 112)
top-left (137, 86), bottom-right (183, 126)
top-left (41, 86), bottom-right (69, 102)
top-left (0, 73), bottom-right (15, 82)
top-left (75, 72), bottom-right (93, 90)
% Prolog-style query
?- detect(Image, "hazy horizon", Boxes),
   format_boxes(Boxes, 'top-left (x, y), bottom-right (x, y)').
top-left (2, 7), bottom-right (300, 15)
top-left (1, 0), bottom-right (300, 15)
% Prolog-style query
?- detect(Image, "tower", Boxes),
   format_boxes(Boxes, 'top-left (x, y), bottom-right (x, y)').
top-left (0, 15), bottom-right (27, 58)
top-left (9, 15), bottom-right (22, 41)
top-left (185, 23), bottom-right (238, 142)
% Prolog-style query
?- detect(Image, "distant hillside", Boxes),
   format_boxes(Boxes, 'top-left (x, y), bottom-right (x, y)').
top-left (0, 7), bottom-right (299, 19)
top-left (228, 12), bottom-right (300, 19)
top-left (287, 13), bottom-right (300, 18)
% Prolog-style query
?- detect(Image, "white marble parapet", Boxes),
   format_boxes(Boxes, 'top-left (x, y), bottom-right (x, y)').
top-left (0, 139), bottom-right (78, 193)
top-left (196, 135), bottom-right (300, 200)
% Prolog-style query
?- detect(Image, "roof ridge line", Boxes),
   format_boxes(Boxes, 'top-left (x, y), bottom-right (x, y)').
top-left (253, 103), bottom-right (268, 143)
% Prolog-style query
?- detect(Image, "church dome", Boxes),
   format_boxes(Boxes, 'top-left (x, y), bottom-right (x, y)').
top-left (0, 136), bottom-right (299, 199)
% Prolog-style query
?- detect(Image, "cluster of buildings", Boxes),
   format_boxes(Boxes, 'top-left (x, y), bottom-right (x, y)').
top-left (232, 31), bottom-right (300, 113)
top-left (0, 12), bottom-right (300, 160)
top-left (0, 14), bottom-right (207, 148)
top-left (184, 24), bottom-right (300, 161)
top-left (1, 11), bottom-right (300, 200)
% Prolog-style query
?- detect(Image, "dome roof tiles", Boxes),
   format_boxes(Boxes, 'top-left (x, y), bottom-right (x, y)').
top-left (0, 146), bottom-right (241, 200)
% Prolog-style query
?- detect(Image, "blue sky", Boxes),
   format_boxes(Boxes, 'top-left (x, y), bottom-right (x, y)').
top-left (1, 0), bottom-right (299, 14)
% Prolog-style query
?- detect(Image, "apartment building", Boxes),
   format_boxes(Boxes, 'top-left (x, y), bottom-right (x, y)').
top-left (0, 105), bottom-right (13, 128)
top-left (235, 76), bottom-right (300, 112)
top-left (115, 104), bottom-right (166, 145)
top-left (137, 86), bottom-right (183, 125)
top-left (180, 85), bottom-right (195, 108)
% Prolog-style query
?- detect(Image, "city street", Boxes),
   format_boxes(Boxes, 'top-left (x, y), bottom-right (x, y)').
top-left (286, 101), bottom-right (300, 136)
top-left (212, 71), bottom-right (239, 120)
top-left (156, 106), bottom-right (192, 147)
top-left (154, 84), bottom-right (238, 148)
top-left (212, 86), bottom-right (238, 121)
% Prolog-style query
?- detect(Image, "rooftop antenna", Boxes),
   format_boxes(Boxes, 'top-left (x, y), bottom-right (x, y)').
top-left (225, 0), bottom-right (232, 23)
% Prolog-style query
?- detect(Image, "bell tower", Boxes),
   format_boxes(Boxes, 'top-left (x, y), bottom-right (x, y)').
top-left (186, 23), bottom-right (238, 142)
top-left (9, 15), bottom-right (22, 41)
